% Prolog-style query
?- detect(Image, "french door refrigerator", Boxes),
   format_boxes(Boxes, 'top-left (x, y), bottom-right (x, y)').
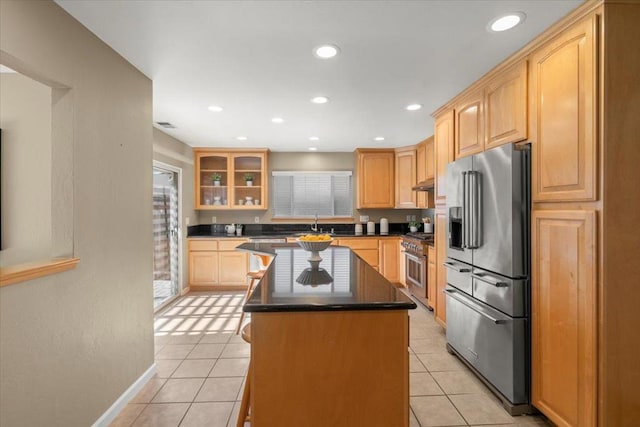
top-left (444, 142), bottom-right (531, 415)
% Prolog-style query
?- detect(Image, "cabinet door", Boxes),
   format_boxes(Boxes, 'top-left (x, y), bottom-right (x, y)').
top-left (395, 149), bottom-right (417, 208)
top-left (356, 151), bottom-right (395, 208)
top-left (455, 89), bottom-right (485, 159)
top-left (189, 251), bottom-right (219, 285)
top-left (425, 138), bottom-right (435, 180)
top-left (485, 60), bottom-right (528, 148)
top-left (416, 142), bottom-right (427, 208)
top-left (532, 210), bottom-right (596, 427)
top-left (530, 16), bottom-right (597, 202)
top-left (231, 152), bottom-right (268, 209)
top-left (218, 251), bottom-right (249, 286)
top-left (427, 246), bottom-right (436, 310)
top-left (194, 152), bottom-right (230, 209)
top-left (435, 211), bottom-right (448, 327)
top-left (353, 249), bottom-right (379, 269)
top-left (434, 110), bottom-right (454, 205)
top-left (379, 239), bottom-right (400, 283)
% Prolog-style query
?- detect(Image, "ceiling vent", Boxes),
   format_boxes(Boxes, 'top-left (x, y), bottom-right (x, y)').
top-left (156, 121), bottom-right (175, 129)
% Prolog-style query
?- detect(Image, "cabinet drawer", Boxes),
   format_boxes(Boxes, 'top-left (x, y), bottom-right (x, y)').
top-left (189, 240), bottom-right (218, 251)
top-left (218, 239), bottom-right (248, 251)
top-left (338, 238), bottom-right (379, 250)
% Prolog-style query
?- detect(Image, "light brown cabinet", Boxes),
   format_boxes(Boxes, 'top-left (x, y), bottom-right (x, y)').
top-left (532, 210), bottom-right (596, 427)
top-left (434, 210), bottom-right (448, 327)
top-left (355, 149), bottom-right (395, 209)
top-left (416, 137), bottom-right (435, 209)
top-left (194, 149), bottom-right (269, 210)
top-left (188, 238), bottom-right (249, 289)
top-left (427, 246), bottom-right (436, 311)
top-left (454, 89), bottom-right (484, 159)
top-left (395, 148), bottom-right (417, 208)
top-left (434, 110), bottom-right (454, 206)
top-left (378, 238), bottom-right (400, 283)
top-left (529, 16), bottom-right (596, 203)
top-left (485, 60), bottom-right (528, 149)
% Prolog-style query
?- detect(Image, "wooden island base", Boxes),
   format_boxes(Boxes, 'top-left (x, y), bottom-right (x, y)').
top-left (251, 309), bottom-right (410, 427)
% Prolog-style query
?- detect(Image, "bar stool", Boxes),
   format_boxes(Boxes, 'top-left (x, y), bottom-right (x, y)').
top-left (236, 254), bottom-right (271, 335)
top-left (236, 322), bottom-right (252, 427)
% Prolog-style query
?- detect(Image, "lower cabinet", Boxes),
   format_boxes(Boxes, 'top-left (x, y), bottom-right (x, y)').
top-left (379, 238), bottom-right (400, 283)
top-left (188, 239), bottom-right (249, 289)
top-left (531, 210), bottom-right (596, 427)
top-left (427, 246), bottom-right (436, 310)
top-left (435, 211), bottom-right (448, 327)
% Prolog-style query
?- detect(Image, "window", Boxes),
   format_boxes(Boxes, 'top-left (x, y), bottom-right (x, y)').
top-left (272, 171), bottom-right (352, 218)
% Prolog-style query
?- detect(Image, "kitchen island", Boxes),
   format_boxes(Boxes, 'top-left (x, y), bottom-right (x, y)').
top-left (238, 243), bottom-right (416, 427)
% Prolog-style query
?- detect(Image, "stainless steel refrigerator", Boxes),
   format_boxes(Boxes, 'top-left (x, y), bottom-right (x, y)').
top-left (444, 142), bottom-right (531, 415)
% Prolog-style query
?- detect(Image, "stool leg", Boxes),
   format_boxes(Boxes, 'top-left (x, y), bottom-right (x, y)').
top-left (236, 278), bottom-right (256, 334)
top-left (236, 361), bottom-right (251, 427)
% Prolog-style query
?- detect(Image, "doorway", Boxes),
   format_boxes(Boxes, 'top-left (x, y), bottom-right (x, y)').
top-left (152, 162), bottom-right (182, 310)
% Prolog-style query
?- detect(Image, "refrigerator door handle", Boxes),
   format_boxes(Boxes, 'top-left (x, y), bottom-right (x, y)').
top-left (471, 272), bottom-right (508, 287)
top-left (462, 171), bottom-right (469, 248)
top-left (444, 288), bottom-right (508, 324)
top-left (443, 261), bottom-right (471, 273)
top-left (468, 171), bottom-right (480, 249)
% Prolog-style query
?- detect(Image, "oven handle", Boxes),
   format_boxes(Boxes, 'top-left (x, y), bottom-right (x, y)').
top-left (443, 261), bottom-right (471, 273)
top-left (471, 272), bottom-right (508, 287)
top-left (444, 288), bottom-right (507, 324)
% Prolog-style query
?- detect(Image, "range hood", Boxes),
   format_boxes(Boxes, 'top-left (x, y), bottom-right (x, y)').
top-left (412, 178), bottom-right (435, 191)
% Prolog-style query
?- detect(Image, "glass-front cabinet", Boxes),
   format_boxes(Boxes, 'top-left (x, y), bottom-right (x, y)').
top-left (194, 149), bottom-right (268, 210)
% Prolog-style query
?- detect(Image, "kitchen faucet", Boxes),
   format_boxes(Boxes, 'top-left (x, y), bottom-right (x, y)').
top-left (311, 213), bottom-right (319, 232)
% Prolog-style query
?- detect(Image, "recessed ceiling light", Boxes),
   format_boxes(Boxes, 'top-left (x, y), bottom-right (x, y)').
top-left (489, 12), bottom-right (526, 32)
top-left (271, 117), bottom-right (284, 124)
top-left (406, 104), bottom-right (422, 111)
top-left (208, 105), bottom-right (223, 112)
top-left (309, 136), bottom-right (320, 141)
top-left (309, 147), bottom-right (318, 151)
top-left (311, 96), bottom-right (329, 104)
top-left (236, 136), bottom-right (248, 141)
top-left (314, 44), bottom-right (340, 59)
top-left (374, 137), bottom-right (385, 141)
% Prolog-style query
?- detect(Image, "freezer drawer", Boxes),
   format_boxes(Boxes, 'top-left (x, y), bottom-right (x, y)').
top-left (443, 258), bottom-right (473, 295)
top-left (471, 268), bottom-right (527, 317)
top-left (445, 287), bottom-right (527, 404)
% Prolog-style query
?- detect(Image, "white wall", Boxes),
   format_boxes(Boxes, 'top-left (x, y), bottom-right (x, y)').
top-left (0, 1), bottom-right (154, 425)
top-left (0, 72), bottom-right (52, 265)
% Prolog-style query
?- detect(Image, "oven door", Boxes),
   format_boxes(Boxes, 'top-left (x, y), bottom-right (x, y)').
top-left (405, 252), bottom-right (427, 302)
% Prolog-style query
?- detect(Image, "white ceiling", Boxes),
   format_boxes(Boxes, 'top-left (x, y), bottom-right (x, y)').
top-left (56, 0), bottom-right (581, 152)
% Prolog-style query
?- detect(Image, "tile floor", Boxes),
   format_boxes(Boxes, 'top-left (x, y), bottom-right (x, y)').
top-left (110, 291), bottom-right (551, 427)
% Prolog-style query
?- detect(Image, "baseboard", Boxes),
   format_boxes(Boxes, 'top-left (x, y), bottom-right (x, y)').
top-left (181, 286), bottom-right (190, 296)
top-left (91, 362), bottom-right (157, 427)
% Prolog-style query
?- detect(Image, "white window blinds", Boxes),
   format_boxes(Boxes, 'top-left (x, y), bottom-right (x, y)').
top-left (272, 171), bottom-right (353, 218)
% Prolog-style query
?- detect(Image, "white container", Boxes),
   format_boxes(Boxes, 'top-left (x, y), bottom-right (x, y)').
top-left (380, 218), bottom-right (389, 235)
top-left (424, 223), bottom-right (434, 233)
top-left (367, 221), bottom-right (375, 235)
top-left (355, 224), bottom-right (363, 235)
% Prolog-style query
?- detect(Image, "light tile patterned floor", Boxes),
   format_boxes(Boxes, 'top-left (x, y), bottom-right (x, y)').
top-left (111, 291), bottom-right (551, 427)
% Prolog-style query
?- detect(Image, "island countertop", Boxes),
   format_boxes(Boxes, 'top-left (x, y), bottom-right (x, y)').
top-left (237, 243), bottom-right (417, 313)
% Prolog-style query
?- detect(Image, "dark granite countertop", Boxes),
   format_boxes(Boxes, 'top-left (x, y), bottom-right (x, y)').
top-left (238, 243), bottom-right (417, 313)
top-left (187, 233), bottom-right (405, 239)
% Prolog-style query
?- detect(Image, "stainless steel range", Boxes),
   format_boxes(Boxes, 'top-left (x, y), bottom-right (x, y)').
top-left (400, 232), bottom-right (433, 308)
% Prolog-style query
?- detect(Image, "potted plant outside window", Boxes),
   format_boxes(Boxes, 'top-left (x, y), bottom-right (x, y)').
top-left (212, 173), bottom-right (222, 186)
top-left (244, 173), bottom-right (254, 187)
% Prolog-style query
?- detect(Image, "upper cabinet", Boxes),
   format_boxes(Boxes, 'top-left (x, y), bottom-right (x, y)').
top-left (395, 147), bottom-right (417, 208)
top-left (434, 110), bottom-right (455, 205)
top-left (485, 60), bottom-right (528, 149)
top-left (416, 137), bottom-right (435, 209)
top-left (356, 149), bottom-right (395, 209)
top-left (530, 16), bottom-right (597, 202)
top-left (194, 149), bottom-right (269, 210)
top-left (454, 89), bottom-right (485, 159)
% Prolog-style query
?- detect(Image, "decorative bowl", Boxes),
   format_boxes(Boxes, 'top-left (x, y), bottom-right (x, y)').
top-left (296, 238), bottom-right (333, 262)
top-left (296, 267), bottom-right (333, 287)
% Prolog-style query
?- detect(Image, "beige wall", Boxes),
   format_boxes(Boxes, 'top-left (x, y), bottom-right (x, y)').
top-left (196, 151), bottom-right (423, 225)
top-left (0, 72), bottom-right (52, 265)
top-left (0, 1), bottom-right (154, 426)
top-left (153, 128), bottom-right (197, 290)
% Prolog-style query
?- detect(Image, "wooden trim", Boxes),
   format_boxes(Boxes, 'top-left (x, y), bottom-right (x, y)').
top-left (193, 148), bottom-right (270, 154)
top-left (189, 284), bottom-right (248, 291)
top-left (432, 0), bottom-right (603, 118)
top-left (0, 257), bottom-right (80, 287)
